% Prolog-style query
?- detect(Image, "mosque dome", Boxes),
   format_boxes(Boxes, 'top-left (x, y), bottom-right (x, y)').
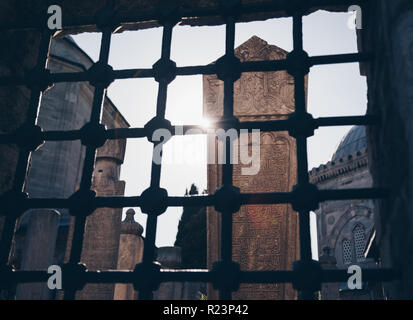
top-left (331, 126), bottom-right (367, 161)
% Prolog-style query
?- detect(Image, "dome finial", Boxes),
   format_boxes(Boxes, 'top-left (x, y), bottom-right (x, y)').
top-left (121, 208), bottom-right (143, 236)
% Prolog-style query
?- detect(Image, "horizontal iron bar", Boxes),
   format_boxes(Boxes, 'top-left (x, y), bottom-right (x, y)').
top-left (315, 115), bottom-right (379, 127)
top-left (309, 53), bottom-right (372, 66)
top-left (20, 188), bottom-right (387, 210)
top-left (0, 52), bottom-right (370, 87)
top-left (0, 0), bottom-right (368, 31)
top-left (0, 115), bottom-right (378, 144)
top-left (6, 266), bottom-right (395, 285)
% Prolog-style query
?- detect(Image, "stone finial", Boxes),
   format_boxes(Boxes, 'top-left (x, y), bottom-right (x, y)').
top-left (323, 246), bottom-right (331, 255)
top-left (319, 246), bottom-right (337, 267)
top-left (120, 209), bottom-right (143, 236)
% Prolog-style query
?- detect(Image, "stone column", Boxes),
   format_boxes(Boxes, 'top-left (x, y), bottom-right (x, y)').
top-left (64, 106), bottom-right (129, 300)
top-left (318, 246), bottom-right (340, 300)
top-left (204, 36), bottom-right (303, 300)
top-left (114, 209), bottom-right (144, 300)
top-left (16, 209), bottom-right (60, 300)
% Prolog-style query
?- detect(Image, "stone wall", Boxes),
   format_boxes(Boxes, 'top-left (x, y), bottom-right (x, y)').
top-left (364, 0), bottom-right (413, 299)
top-left (309, 145), bottom-right (380, 300)
top-left (309, 147), bottom-right (375, 268)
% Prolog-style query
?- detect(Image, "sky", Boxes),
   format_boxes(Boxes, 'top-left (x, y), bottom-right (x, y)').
top-left (72, 10), bottom-right (367, 259)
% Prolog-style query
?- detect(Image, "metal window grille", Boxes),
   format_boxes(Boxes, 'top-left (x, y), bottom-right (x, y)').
top-left (0, 0), bottom-right (396, 300)
top-left (353, 224), bottom-right (366, 262)
top-left (342, 239), bottom-right (352, 265)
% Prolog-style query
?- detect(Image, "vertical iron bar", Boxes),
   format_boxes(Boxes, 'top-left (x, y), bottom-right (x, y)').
top-left (292, 11), bottom-right (314, 300)
top-left (293, 12), bottom-right (303, 52)
top-left (222, 15), bottom-right (235, 185)
top-left (296, 136), bottom-right (309, 186)
top-left (219, 17), bottom-right (236, 301)
top-left (64, 26), bottom-right (113, 300)
top-left (139, 23), bottom-right (174, 300)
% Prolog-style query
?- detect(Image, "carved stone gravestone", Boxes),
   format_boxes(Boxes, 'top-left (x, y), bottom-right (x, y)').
top-left (204, 36), bottom-right (305, 300)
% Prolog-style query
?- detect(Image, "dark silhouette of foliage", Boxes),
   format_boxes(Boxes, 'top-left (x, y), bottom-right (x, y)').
top-left (175, 184), bottom-right (206, 269)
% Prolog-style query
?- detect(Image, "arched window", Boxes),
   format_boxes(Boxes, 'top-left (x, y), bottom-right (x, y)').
top-left (353, 224), bottom-right (366, 262)
top-left (342, 238), bottom-right (352, 265)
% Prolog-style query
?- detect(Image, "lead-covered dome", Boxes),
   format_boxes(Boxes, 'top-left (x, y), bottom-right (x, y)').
top-left (332, 126), bottom-right (366, 161)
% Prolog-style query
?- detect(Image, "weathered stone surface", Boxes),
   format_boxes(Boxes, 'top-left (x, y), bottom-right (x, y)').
top-left (204, 36), bottom-right (300, 300)
top-left (204, 37), bottom-right (295, 119)
top-left (364, 0), bottom-right (413, 299)
top-left (15, 210), bottom-right (60, 300)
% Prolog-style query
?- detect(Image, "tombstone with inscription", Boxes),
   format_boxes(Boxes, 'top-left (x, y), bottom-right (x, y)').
top-left (204, 36), bottom-right (306, 300)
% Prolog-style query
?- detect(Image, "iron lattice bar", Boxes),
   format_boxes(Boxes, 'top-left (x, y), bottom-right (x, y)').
top-left (0, 0), bottom-right (396, 301)
top-left (138, 20), bottom-right (176, 300)
top-left (291, 10), bottom-right (315, 299)
top-left (63, 21), bottom-right (114, 300)
top-left (0, 52), bottom-right (369, 87)
top-left (0, 115), bottom-right (379, 144)
top-left (217, 15), bottom-right (237, 300)
top-left (5, 268), bottom-right (396, 286)
top-left (3, 187), bottom-right (387, 211)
